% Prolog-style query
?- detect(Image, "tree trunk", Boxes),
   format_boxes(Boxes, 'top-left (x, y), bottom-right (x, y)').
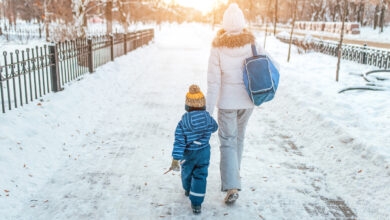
top-left (12, 1), bottom-right (16, 26)
top-left (118, 0), bottom-right (131, 33)
top-left (248, 0), bottom-right (253, 26)
top-left (124, 20), bottom-right (129, 33)
top-left (288, 0), bottom-right (298, 63)
top-left (43, 0), bottom-right (50, 42)
top-left (374, 4), bottom-right (379, 30)
top-left (332, 1), bottom-right (340, 22)
top-left (45, 22), bottom-right (50, 41)
top-left (336, 0), bottom-right (347, 82)
top-left (7, 0), bottom-right (17, 27)
top-left (106, 1), bottom-right (113, 35)
top-left (299, 0), bottom-right (307, 20)
top-left (379, 4), bottom-right (385, 33)
top-left (1, 2), bottom-right (3, 21)
top-left (273, 0), bottom-right (278, 35)
top-left (358, 1), bottom-right (365, 26)
top-left (264, 0), bottom-right (272, 49)
top-left (83, 12), bottom-right (88, 36)
top-left (344, 1), bottom-right (349, 22)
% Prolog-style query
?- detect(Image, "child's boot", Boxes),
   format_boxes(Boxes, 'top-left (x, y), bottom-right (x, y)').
top-left (191, 204), bottom-right (201, 214)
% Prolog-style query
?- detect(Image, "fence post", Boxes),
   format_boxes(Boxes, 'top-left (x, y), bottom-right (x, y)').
top-left (88, 38), bottom-right (94, 73)
top-left (141, 31), bottom-right (145, 46)
top-left (0, 67), bottom-right (4, 113)
top-left (110, 35), bottom-right (114, 61)
top-left (151, 29), bottom-right (154, 43)
top-left (378, 51), bottom-right (383, 69)
top-left (132, 33), bottom-right (136, 50)
top-left (362, 43), bottom-right (367, 64)
top-left (124, 33), bottom-right (127, 54)
top-left (48, 44), bottom-right (62, 92)
top-left (136, 31), bottom-right (139, 48)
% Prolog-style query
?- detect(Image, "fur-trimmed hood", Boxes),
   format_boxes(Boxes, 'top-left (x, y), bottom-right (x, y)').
top-left (212, 29), bottom-right (255, 48)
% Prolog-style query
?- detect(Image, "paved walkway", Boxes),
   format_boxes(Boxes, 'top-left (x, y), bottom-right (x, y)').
top-left (10, 25), bottom-right (366, 219)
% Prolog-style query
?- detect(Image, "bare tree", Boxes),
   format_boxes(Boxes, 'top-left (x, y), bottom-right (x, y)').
top-left (310, 0), bottom-right (326, 21)
top-left (287, 0), bottom-right (298, 62)
top-left (105, 0), bottom-right (112, 34)
top-left (336, 0), bottom-right (348, 82)
top-left (298, 0), bottom-right (307, 20)
top-left (378, 0), bottom-right (388, 32)
top-left (264, 0), bottom-right (273, 48)
top-left (71, 0), bottom-right (92, 37)
top-left (117, 0), bottom-right (131, 33)
top-left (373, 3), bottom-right (380, 29)
top-left (43, 0), bottom-right (53, 41)
top-left (357, 0), bottom-right (365, 25)
top-left (3, 0), bottom-right (17, 26)
top-left (273, 0), bottom-right (278, 35)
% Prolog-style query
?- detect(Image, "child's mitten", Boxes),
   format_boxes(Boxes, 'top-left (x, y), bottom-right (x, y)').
top-left (170, 159), bottom-right (180, 171)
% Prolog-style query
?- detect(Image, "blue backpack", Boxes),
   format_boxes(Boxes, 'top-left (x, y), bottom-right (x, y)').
top-left (243, 44), bottom-right (280, 106)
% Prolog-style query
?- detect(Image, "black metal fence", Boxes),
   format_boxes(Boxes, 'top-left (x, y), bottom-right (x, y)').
top-left (0, 29), bottom-right (154, 113)
top-left (276, 34), bottom-right (390, 70)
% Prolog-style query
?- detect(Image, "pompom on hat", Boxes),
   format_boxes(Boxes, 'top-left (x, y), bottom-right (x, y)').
top-left (185, 85), bottom-right (206, 110)
top-left (222, 3), bottom-right (246, 34)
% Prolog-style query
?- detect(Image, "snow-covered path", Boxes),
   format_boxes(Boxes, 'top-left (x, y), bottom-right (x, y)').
top-left (1, 24), bottom-right (389, 219)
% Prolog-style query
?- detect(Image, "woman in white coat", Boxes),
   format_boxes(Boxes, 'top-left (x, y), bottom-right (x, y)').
top-left (206, 3), bottom-right (279, 204)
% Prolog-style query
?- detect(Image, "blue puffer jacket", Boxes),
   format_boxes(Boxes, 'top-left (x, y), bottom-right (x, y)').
top-left (172, 111), bottom-right (218, 160)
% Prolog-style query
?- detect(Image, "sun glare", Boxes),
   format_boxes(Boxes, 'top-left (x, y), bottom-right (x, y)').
top-left (166, 0), bottom-right (228, 14)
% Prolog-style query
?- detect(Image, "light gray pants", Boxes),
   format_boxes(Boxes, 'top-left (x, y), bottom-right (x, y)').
top-left (218, 108), bottom-right (253, 191)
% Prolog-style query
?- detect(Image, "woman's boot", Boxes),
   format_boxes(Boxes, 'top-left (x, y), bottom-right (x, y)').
top-left (224, 189), bottom-right (239, 204)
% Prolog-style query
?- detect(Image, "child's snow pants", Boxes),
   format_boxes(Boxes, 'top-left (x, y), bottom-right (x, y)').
top-left (181, 146), bottom-right (210, 206)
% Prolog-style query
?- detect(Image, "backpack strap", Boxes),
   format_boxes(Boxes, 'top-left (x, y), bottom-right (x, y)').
top-left (251, 44), bottom-right (258, 57)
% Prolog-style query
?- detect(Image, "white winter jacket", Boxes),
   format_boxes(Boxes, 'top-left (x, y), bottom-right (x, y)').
top-left (206, 29), bottom-right (279, 115)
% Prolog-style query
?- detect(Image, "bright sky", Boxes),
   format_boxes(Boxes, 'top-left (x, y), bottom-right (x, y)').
top-left (166, 0), bottom-right (228, 13)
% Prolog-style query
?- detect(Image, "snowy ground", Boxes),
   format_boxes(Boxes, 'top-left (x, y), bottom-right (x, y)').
top-left (1, 23), bottom-right (389, 219)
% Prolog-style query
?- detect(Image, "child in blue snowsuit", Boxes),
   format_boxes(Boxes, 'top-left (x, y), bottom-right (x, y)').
top-left (169, 85), bottom-right (218, 214)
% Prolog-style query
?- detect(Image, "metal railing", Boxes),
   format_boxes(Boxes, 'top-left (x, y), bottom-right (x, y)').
top-left (276, 34), bottom-right (390, 70)
top-left (0, 28), bottom-right (154, 113)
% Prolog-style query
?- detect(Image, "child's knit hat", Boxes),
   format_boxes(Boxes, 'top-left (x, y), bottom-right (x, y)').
top-left (185, 85), bottom-right (205, 109)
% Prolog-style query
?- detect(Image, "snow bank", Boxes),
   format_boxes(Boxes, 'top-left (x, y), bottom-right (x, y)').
top-left (257, 32), bottom-right (390, 219)
top-left (261, 33), bottom-right (390, 162)
top-left (293, 26), bottom-right (390, 44)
